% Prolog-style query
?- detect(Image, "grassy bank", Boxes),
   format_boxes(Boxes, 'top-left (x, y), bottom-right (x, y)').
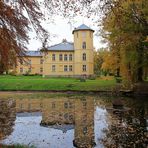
top-left (0, 75), bottom-right (116, 91)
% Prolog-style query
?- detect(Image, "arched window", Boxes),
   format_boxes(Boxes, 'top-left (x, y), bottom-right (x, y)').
top-left (82, 42), bottom-right (86, 49)
top-left (59, 54), bottom-right (63, 61)
top-left (83, 53), bottom-right (86, 61)
top-left (69, 54), bottom-right (72, 61)
top-left (52, 54), bottom-right (56, 61)
top-left (82, 65), bottom-right (87, 72)
top-left (64, 54), bottom-right (68, 61)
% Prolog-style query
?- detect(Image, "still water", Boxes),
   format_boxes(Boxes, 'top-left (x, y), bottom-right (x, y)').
top-left (0, 94), bottom-right (147, 148)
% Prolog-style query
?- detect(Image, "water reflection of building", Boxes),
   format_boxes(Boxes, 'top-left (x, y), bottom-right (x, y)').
top-left (16, 98), bottom-right (43, 112)
top-left (0, 99), bottom-right (16, 140)
top-left (74, 98), bottom-right (95, 148)
top-left (41, 98), bottom-right (75, 125)
top-left (16, 97), bottom-right (95, 147)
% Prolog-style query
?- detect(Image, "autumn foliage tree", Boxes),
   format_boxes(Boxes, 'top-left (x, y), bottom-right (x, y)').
top-left (0, 0), bottom-right (49, 73)
top-left (100, 0), bottom-right (148, 87)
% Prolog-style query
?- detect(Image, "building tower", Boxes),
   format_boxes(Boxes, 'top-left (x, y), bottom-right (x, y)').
top-left (73, 24), bottom-right (94, 77)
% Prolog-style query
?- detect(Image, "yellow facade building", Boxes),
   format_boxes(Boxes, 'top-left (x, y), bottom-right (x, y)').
top-left (16, 24), bottom-right (94, 77)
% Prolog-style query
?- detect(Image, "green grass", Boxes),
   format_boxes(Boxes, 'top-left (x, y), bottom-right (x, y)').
top-left (0, 75), bottom-right (116, 91)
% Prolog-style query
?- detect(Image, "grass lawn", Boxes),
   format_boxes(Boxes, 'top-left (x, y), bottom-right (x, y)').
top-left (0, 75), bottom-right (116, 91)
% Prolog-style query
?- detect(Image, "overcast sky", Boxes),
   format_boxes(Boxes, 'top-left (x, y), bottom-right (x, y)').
top-left (27, 15), bottom-right (107, 51)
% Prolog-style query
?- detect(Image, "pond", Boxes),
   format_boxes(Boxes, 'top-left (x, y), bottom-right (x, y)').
top-left (0, 93), bottom-right (147, 148)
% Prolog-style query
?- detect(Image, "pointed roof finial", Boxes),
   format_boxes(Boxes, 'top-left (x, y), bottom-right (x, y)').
top-left (62, 39), bottom-right (67, 43)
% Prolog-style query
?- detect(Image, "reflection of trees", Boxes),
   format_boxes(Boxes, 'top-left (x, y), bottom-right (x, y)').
top-left (104, 104), bottom-right (147, 148)
top-left (0, 99), bottom-right (16, 140)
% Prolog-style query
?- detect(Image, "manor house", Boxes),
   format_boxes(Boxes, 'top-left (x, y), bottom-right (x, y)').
top-left (16, 24), bottom-right (94, 77)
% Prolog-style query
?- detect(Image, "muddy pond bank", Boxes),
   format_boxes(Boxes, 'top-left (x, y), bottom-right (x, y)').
top-left (0, 88), bottom-right (148, 97)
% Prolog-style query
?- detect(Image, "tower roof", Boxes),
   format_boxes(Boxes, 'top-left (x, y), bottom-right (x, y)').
top-left (72, 24), bottom-right (94, 34)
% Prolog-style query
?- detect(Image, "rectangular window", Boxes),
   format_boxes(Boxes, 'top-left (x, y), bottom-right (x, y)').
top-left (52, 65), bottom-right (56, 72)
top-left (64, 54), bottom-right (68, 61)
top-left (29, 59), bottom-right (31, 65)
top-left (40, 59), bottom-right (43, 64)
top-left (64, 65), bottom-right (68, 72)
top-left (69, 65), bottom-right (72, 71)
top-left (19, 59), bottom-right (23, 65)
top-left (52, 54), bottom-right (56, 61)
top-left (20, 68), bottom-right (23, 73)
top-left (52, 102), bottom-right (55, 108)
top-left (40, 67), bottom-right (43, 73)
top-left (82, 65), bottom-right (86, 72)
top-left (83, 53), bottom-right (86, 61)
top-left (28, 67), bottom-right (31, 72)
top-left (69, 54), bottom-right (72, 61)
top-left (59, 54), bottom-right (63, 61)
top-left (82, 42), bottom-right (86, 49)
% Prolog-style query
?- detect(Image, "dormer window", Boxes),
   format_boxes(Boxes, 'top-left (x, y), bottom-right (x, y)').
top-left (82, 42), bottom-right (86, 49)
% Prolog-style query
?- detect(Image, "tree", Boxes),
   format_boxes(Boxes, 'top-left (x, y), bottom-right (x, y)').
top-left (100, 0), bottom-right (148, 87)
top-left (0, 0), bottom-right (49, 73)
top-left (94, 48), bottom-right (105, 75)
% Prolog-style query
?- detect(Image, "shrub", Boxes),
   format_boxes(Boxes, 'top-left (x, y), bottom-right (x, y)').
top-left (115, 77), bottom-right (122, 83)
top-left (79, 78), bottom-right (86, 82)
top-left (8, 71), bottom-right (17, 76)
top-left (88, 75), bottom-right (96, 80)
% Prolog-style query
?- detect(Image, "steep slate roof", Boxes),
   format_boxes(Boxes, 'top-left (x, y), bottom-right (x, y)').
top-left (24, 50), bottom-right (42, 56)
top-left (46, 41), bottom-right (74, 51)
top-left (72, 24), bottom-right (94, 33)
